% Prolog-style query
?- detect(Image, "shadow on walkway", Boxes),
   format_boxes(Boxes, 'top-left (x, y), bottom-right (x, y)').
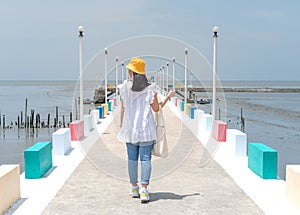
top-left (150, 192), bottom-right (200, 202)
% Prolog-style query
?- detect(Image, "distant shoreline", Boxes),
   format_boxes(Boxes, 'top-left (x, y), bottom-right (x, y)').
top-left (181, 87), bottom-right (300, 93)
top-left (0, 80), bottom-right (300, 93)
top-left (221, 87), bottom-right (300, 93)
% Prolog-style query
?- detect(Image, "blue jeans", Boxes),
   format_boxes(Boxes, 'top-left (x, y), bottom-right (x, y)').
top-left (126, 141), bottom-right (153, 185)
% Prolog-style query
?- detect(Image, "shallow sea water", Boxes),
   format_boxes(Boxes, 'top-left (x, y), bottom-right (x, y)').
top-left (0, 81), bottom-right (299, 178)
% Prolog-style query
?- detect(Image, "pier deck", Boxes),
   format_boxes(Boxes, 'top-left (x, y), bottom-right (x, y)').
top-left (41, 106), bottom-right (263, 215)
top-left (9, 100), bottom-right (300, 215)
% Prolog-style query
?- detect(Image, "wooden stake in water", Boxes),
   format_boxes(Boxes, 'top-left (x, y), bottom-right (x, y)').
top-left (63, 115), bottom-right (65, 128)
top-left (24, 98), bottom-right (28, 129)
top-left (26, 116), bottom-right (29, 129)
top-left (56, 106), bottom-right (58, 128)
top-left (30, 109), bottom-right (34, 128)
top-left (2, 115), bottom-right (5, 129)
top-left (241, 108), bottom-right (245, 132)
top-left (47, 114), bottom-right (50, 128)
top-left (20, 111), bottom-right (23, 127)
top-left (74, 97), bottom-right (78, 120)
top-left (18, 115), bottom-right (20, 129)
top-left (36, 113), bottom-right (40, 128)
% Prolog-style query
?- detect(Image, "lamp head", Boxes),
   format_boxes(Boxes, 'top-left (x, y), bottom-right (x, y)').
top-left (78, 26), bottom-right (84, 37)
top-left (213, 26), bottom-right (219, 37)
top-left (185, 48), bottom-right (188, 55)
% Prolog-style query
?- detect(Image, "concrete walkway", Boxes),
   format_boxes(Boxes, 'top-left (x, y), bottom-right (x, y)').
top-left (42, 106), bottom-right (263, 215)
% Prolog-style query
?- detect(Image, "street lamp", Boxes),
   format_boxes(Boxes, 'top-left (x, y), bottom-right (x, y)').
top-left (78, 26), bottom-right (84, 120)
top-left (172, 57), bottom-right (175, 90)
top-left (162, 66), bottom-right (165, 94)
top-left (160, 68), bottom-right (162, 90)
top-left (104, 48), bottom-right (108, 104)
top-left (184, 48), bottom-right (188, 104)
top-left (121, 62), bottom-right (124, 82)
top-left (166, 62), bottom-right (169, 92)
top-left (115, 57), bottom-right (119, 96)
top-left (212, 26), bottom-right (219, 119)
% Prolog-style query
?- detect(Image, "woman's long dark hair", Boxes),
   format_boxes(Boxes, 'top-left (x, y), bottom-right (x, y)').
top-left (131, 72), bottom-right (150, 92)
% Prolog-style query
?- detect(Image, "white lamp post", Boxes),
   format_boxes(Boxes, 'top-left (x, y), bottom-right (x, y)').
top-left (104, 48), bottom-right (108, 104)
top-left (159, 67), bottom-right (163, 89)
top-left (166, 62), bottom-right (169, 92)
top-left (172, 57), bottom-right (175, 90)
top-left (115, 57), bottom-right (119, 96)
top-left (78, 26), bottom-right (84, 120)
top-left (184, 48), bottom-right (188, 104)
top-left (212, 26), bottom-right (219, 119)
top-left (162, 66), bottom-right (165, 94)
top-left (121, 62), bottom-right (124, 82)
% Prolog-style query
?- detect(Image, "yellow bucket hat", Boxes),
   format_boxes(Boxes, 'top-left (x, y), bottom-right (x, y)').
top-left (126, 57), bottom-right (146, 74)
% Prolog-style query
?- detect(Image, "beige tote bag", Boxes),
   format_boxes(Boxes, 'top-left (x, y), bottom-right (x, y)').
top-left (152, 105), bottom-right (168, 158)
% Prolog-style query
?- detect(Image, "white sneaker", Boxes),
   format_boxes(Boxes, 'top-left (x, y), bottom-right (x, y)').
top-left (129, 185), bottom-right (140, 198)
top-left (139, 187), bottom-right (150, 202)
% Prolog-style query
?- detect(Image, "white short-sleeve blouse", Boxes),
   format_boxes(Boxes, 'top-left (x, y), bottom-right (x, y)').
top-left (118, 80), bottom-right (158, 144)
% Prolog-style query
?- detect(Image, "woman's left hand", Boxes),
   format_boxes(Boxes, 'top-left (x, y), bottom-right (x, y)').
top-left (167, 89), bottom-right (176, 98)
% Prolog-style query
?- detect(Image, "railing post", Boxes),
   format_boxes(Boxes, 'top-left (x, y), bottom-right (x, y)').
top-left (212, 26), bottom-right (219, 119)
top-left (184, 48), bottom-right (188, 104)
top-left (78, 26), bottom-right (84, 120)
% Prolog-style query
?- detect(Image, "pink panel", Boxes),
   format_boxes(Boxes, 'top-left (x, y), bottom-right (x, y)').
top-left (212, 120), bottom-right (227, 142)
top-left (112, 97), bottom-right (117, 106)
top-left (69, 120), bottom-right (84, 141)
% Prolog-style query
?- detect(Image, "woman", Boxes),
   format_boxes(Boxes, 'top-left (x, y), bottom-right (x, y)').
top-left (118, 57), bottom-right (174, 202)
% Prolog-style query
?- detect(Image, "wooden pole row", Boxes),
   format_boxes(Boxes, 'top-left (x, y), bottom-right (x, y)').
top-left (0, 112), bottom-right (73, 130)
top-left (1, 102), bottom-right (73, 130)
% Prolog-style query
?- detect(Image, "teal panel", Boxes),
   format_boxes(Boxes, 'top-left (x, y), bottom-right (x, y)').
top-left (179, 101), bottom-right (185, 112)
top-left (248, 143), bottom-right (277, 179)
top-left (263, 151), bottom-right (277, 179)
top-left (108, 101), bottom-right (112, 111)
top-left (24, 141), bottom-right (52, 179)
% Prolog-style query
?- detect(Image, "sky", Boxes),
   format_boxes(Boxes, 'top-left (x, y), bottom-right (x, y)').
top-left (0, 0), bottom-right (300, 81)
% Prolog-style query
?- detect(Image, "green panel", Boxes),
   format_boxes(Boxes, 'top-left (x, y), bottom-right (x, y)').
top-left (248, 143), bottom-right (277, 179)
top-left (179, 101), bottom-right (185, 112)
top-left (24, 150), bottom-right (41, 179)
top-left (24, 141), bottom-right (52, 179)
top-left (263, 151), bottom-right (277, 179)
top-left (108, 101), bottom-right (112, 111)
top-left (25, 141), bottom-right (50, 152)
top-left (39, 142), bottom-right (52, 176)
top-left (248, 143), bottom-right (263, 176)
